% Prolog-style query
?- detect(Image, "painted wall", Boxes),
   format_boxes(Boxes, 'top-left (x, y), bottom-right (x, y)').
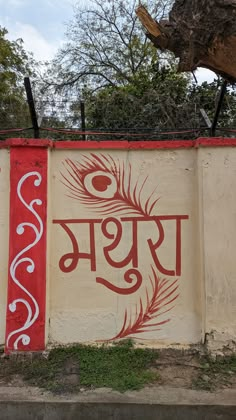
top-left (0, 139), bottom-right (235, 352)
top-left (50, 148), bottom-right (200, 345)
top-left (199, 147), bottom-right (236, 351)
top-left (0, 149), bottom-right (10, 345)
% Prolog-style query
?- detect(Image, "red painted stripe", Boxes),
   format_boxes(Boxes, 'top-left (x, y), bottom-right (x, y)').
top-left (53, 140), bottom-right (196, 149)
top-left (0, 139), bottom-right (195, 149)
top-left (1, 137), bottom-right (236, 150)
top-left (195, 137), bottom-right (236, 147)
top-left (0, 138), bottom-right (53, 148)
top-left (5, 147), bottom-right (48, 352)
top-left (51, 137), bottom-right (236, 149)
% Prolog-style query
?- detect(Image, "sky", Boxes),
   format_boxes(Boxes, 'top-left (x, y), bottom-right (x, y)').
top-left (0, 0), bottom-right (216, 84)
top-left (0, 0), bottom-right (76, 61)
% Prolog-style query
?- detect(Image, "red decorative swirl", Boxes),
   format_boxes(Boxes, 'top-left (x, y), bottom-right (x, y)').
top-left (96, 269), bottom-right (142, 295)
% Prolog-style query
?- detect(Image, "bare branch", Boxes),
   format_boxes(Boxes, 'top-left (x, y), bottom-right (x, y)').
top-left (136, 5), bottom-right (163, 38)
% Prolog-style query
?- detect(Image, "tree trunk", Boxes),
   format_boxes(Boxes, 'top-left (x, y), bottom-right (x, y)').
top-left (136, 1), bottom-right (236, 82)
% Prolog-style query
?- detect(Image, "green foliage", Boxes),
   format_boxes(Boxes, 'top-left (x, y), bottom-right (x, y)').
top-left (81, 64), bottom-right (191, 133)
top-left (81, 73), bottom-right (236, 136)
top-left (0, 26), bottom-right (32, 131)
top-left (189, 81), bottom-right (236, 128)
top-left (1, 342), bottom-right (158, 393)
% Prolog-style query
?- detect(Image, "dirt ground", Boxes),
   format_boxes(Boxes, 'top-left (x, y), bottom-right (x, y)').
top-left (154, 348), bottom-right (236, 391)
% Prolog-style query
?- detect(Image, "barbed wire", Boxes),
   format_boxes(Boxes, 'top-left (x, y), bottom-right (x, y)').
top-left (1, 91), bottom-right (236, 141)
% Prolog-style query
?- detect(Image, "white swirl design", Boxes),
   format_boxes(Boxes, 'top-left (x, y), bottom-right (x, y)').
top-left (6, 172), bottom-right (43, 350)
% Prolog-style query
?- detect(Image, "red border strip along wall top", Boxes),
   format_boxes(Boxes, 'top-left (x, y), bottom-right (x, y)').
top-left (1, 137), bottom-right (236, 150)
top-left (5, 147), bottom-right (48, 352)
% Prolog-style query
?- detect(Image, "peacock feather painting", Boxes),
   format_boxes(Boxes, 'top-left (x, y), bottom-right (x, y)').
top-left (60, 153), bottom-right (180, 341)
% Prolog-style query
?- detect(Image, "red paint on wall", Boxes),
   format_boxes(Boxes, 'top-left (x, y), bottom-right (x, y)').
top-left (54, 140), bottom-right (196, 150)
top-left (5, 147), bottom-right (48, 352)
top-left (52, 137), bottom-right (236, 149)
top-left (2, 137), bottom-right (236, 150)
top-left (56, 153), bottom-right (189, 340)
top-left (1, 138), bottom-right (53, 148)
top-left (195, 137), bottom-right (236, 147)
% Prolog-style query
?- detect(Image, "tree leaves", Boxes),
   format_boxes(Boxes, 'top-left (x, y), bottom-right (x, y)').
top-left (0, 27), bottom-right (32, 131)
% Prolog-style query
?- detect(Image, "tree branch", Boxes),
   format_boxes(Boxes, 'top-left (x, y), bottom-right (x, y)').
top-left (136, 2), bottom-right (236, 82)
top-left (136, 5), bottom-right (163, 38)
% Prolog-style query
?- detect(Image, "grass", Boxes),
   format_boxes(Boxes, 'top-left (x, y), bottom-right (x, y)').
top-left (0, 340), bottom-right (159, 393)
top-left (193, 354), bottom-right (236, 391)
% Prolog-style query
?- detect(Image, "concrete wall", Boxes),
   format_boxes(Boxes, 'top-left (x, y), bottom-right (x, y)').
top-left (198, 147), bottom-right (236, 351)
top-left (0, 139), bottom-right (236, 351)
